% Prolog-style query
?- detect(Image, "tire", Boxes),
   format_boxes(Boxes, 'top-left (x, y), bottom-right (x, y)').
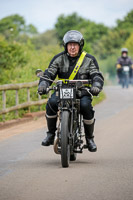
top-left (122, 79), bottom-right (125, 88)
top-left (61, 111), bottom-right (70, 168)
top-left (126, 75), bottom-right (129, 88)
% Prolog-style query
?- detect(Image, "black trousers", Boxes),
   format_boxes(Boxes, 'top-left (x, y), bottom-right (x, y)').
top-left (46, 92), bottom-right (94, 120)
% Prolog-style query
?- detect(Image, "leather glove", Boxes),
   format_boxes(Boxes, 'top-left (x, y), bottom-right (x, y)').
top-left (38, 81), bottom-right (49, 95)
top-left (90, 86), bottom-right (100, 96)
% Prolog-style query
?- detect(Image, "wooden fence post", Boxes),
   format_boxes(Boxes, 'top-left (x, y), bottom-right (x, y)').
top-left (15, 90), bottom-right (19, 117)
top-left (27, 88), bottom-right (30, 112)
top-left (2, 91), bottom-right (6, 120)
top-left (0, 81), bottom-right (48, 118)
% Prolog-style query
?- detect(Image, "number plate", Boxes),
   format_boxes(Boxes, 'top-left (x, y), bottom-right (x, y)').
top-left (123, 66), bottom-right (129, 72)
top-left (60, 88), bottom-right (74, 99)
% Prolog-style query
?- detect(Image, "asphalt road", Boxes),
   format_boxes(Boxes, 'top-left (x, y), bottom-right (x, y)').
top-left (0, 85), bottom-right (133, 200)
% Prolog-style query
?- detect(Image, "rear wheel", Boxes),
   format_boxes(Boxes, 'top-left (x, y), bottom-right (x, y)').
top-left (61, 111), bottom-right (70, 168)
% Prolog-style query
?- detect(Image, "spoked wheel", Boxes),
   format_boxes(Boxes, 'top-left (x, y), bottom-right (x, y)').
top-left (61, 111), bottom-right (70, 168)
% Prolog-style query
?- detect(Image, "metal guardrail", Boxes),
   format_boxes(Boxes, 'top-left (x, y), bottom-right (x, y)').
top-left (0, 81), bottom-right (47, 116)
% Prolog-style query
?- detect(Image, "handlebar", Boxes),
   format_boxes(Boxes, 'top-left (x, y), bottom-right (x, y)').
top-left (38, 75), bottom-right (91, 85)
top-left (45, 80), bottom-right (93, 99)
top-left (36, 70), bottom-right (93, 98)
top-left (36, 70), bottom-right (90, 84)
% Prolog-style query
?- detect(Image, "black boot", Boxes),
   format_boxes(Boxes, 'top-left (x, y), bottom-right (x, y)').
top-left (84, 119), bottom-right (97, 152)
top-left (42, 116), bottom-right (57, 146)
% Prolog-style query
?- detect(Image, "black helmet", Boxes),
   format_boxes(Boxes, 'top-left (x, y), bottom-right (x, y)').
top-left (121, 48), bottom-right (128, 53)
top-left (63, 30), bottom-right (84, 51)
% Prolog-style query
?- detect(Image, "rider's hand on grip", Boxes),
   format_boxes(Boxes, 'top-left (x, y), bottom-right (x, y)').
top-left (90, 80), bottom-right (102, 96)
top-left (38, 81), bottom-right (49, 95)
top-left (90, 86), bottom-right (100, 96)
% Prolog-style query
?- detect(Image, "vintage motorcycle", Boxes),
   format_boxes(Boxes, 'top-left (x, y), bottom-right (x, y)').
top-left (36, 69), bottom-right (93, 168)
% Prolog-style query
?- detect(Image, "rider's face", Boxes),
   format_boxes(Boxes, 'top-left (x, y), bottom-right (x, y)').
top-left (67, 42), bottom-right (80, 57)
top-left (122, 52), bottom-right (127, 57)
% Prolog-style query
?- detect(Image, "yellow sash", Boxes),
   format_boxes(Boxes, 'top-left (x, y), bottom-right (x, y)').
top-left (59, 51), bottom-right (87, 83)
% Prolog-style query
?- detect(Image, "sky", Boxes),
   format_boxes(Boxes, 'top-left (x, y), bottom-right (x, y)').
top-left (1, 0), bottom-right (133, 33)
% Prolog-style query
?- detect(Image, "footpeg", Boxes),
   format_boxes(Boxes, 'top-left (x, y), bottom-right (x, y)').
top-left (73, 144), bottom-right (88, 153)
top-left (73, 149), bottom-right (83, 153)
top-left (83, 144), bottom-right (88, 149)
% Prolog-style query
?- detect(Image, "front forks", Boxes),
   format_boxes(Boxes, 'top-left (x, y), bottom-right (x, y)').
top-left (53, 108), bottom-right (87, 155)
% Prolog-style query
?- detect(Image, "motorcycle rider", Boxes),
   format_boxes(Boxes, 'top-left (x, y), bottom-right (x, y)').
top-left (38, 30), bottom-right (104, 152)
top-left (116, 48), bottom-right (133, 84)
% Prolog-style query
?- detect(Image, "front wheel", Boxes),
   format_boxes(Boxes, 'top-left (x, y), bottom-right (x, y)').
top-left (61, 111), bottom-right (70, 168)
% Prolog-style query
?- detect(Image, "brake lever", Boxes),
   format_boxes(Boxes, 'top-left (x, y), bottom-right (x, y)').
top-left (83, 88), bottom-right (93, 99)
top-left (39, 76), bottom-right (55, 83)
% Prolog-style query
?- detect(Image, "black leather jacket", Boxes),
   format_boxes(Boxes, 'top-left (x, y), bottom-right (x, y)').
top-left (117, 56), bottom-right (133, 67)
top-left (40, 51), bottom-right (104, 90)
top-left (116, 56), bottom-right (133, 78)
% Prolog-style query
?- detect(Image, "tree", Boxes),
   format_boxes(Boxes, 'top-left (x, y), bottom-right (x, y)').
top-left (0, 36), bottom-right (29, 71)
top-left (55, 13), bottom-right (86, 43)
top-left (116, 9), bottom-right (133, 32)
top-left (93, 29), bottom-right (130, 59)
top-left (0, 14), bottom-right (38, 41)
top-left (32, 30), bottom-right (59, 49)
top-left (124, 33), bottom-right (133, 56)
top-left (82, 22), bottom-right (109, 44)
top-left (55, 12), bottom-right (109, 49)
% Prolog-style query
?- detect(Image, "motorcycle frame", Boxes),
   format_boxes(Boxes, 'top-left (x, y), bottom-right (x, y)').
top-left (56, 81), bottom-right (88, 155)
